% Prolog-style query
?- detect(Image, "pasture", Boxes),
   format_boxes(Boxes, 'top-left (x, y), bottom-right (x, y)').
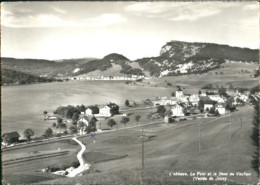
top-left (142, 62), bottom-right (259, 93)
top-left (37, 106), bottom-right (257, 184)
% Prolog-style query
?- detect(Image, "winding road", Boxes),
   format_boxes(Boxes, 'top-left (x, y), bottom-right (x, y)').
top-left (66, 137), bottom-right (90, 177)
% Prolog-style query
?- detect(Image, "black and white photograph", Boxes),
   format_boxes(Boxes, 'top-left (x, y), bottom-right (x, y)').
top-left (1, 1), bottom-right (259, 185)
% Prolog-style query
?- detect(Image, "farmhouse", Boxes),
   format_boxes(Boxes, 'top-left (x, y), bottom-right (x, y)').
top-left (208, 95), bottom-right (226, 103)
top-left (215, 103), bottom-right (226, 115)
top-left (97, 103), bottom-right (119, 117)
top-left (204, 103), bottom-right (214, 111)
top-left (99, 105), bottom-right (112, 117)
top-left (176, 90), bottom-right (184, 98)
top-left (85, 106), bottom-right (99, 116)
top-left (171, 104), bottom-right (185, 117)
top-left (189, 94), bottom-right (200, 106)
top-left (2, 132), bottom-right (20, 145)
top-left (77, 115), bottom-right (97, 135)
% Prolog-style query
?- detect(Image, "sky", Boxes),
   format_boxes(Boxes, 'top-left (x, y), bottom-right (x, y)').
top-left (1, 2), bottom-right (259, 60)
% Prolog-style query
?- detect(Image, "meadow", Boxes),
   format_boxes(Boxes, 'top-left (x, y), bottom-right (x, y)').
top-left (36, 106), bottom-right (258, 184)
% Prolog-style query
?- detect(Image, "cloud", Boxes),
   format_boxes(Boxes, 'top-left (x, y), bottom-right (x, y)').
top-left (169, 9), bottom-right (220, 21)
top-left (84, 14), bottom-right (127, 27)
top-left (125, 2), bottom-right (238, 21)
top-left (2, 10), bottom-right (126, 28)
top-left (52, 7), bottom-right (67, 14)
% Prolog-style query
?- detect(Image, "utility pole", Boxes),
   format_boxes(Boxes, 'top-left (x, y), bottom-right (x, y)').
top-left (229, 114), bottom-right (232, 139)
top-left (141, 129), bottom-right (144, 168)
top-left (240, 112), bottom-right (243, 129)
top-left (198, 118), bottom-right (201, 152)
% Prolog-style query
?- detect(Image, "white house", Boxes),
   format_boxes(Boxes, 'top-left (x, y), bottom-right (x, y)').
top-left (85, 108), bottom-right (93, 116)
top-left (77, 115), bottom-right (97, 135)
top-left (208, 95), bottom-right (226, 103)
top-left (171, 104), bottom-right (185, 117)
top-left (215, 103), bottom-right (226, 115)
top-left (189, 94), bottom-right (200, 106)
top-left (176, 90), bottom-right (184, 98)
top-left (204, 103), bottom-right (214, 111)
top-left (99, 105), bottom-right (112, 117)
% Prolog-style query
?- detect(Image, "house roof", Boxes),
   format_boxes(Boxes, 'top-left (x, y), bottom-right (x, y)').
top-left (216, 103), bottom-right (227, 107)
top-left (106, 103), bottom-right (119, 108)
top-left (172, 103), bottom-right (185, 108)
top-left (79, 115), bottom-right (98, 122)
top-left (2, 132), bottom-right (20, 138)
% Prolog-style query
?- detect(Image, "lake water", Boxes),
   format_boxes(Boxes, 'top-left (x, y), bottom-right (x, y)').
top-left (2, 81), bottom-right (172, 136)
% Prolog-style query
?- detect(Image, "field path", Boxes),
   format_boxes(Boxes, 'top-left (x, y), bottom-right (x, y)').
top-left (66, 137), bottom-right (90, 177)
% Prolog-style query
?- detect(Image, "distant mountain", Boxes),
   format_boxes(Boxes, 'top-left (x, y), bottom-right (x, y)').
top-left (160, 41), bottom-right (258, 62)
top-left (136, 41), bottom-right (259, 76)
top-left (1, 41), bottom-right (258, 78)
top-left (76, 53), bottom-right (144, 76)
top-left (2, 68), bottom-right (55, 85)
top-left (1, 57), bottom-right (90, 77)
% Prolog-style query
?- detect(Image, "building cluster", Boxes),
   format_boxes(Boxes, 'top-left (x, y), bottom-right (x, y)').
top-left (153, 89), bottom-right (250, 118)
top-left (67, 75), bottom-right (148, 81)
top-left (76, 103), bottom-right (119, 135)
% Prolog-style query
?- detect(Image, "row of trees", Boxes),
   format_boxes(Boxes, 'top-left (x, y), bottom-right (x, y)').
top-left (250, 96), bottom-right (259, 177)
top-left (23, 127), bottom-right (54, 141)
top-left (2, 68), bottom-right (55, 85)
top-left (107, 115), bottom-right (142, 128)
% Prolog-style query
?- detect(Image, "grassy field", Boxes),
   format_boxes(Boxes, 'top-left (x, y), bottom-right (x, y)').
top-left (140, 62), bottom-right (258, 93)
top-left (34, 106), bottom-right (257, 185)
top-left (2, 106), bottom-right (257, 184)
top-left (2, 139), bottom-right (80, 184)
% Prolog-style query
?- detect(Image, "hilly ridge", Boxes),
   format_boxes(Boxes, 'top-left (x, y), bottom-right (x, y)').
top-left (1, 41), bottom-right (259, 82)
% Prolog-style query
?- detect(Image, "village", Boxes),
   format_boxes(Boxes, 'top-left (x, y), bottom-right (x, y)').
top-left (54, 74), bottom-right (149, 82)
top-left (1, 85), bottom-right (253, 147)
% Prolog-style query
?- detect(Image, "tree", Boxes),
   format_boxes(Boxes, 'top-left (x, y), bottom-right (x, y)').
top-left (250, 97), bottom-right (259, 177)
top-left (121, 117), bottom-right (130, 126)
top-left (135, 115), bottom-right (141, 124)
top-left (107, 119), bottom-right (116, 128)
top-left (57, 118), bottom-right (63, 124)
top-left (209, 107), bottom-right (215, 114)
top-left (43, 111), bottom-right (48, 115)
top-left (23, 128), bottom-right (34, 141)
top-left (72, 112), bottom-right (79, 122)
top-left (147, 114), bottom-right (152, 123)
top-left (218, 87), bottom-right (228, 97)
top-left (215, 110), bottom-right (220, 116)
top-left (157, 105), bottom-right (166, 117)
top-left (171, 92), bottom-right (175, 97)
top-left (44, 128), bottom-right (53, 138)
top-left (108, 103), bottom-right (119, 115)
top-left (78, 121), bottom-right (85, 131)
top-left (198, 100), bottom-right (204, 112)
top-left (125, 99), bottom-right (130, 107)
top-left (198, 90), bottom-right (202, 95)
top-left (52, 122), bottom-right (57, 127)
top-left (69, 125), bottom-right (78, 134)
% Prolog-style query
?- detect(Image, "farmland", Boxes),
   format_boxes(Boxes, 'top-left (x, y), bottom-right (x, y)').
top-left (2, 106), bottom-right (258, 184)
